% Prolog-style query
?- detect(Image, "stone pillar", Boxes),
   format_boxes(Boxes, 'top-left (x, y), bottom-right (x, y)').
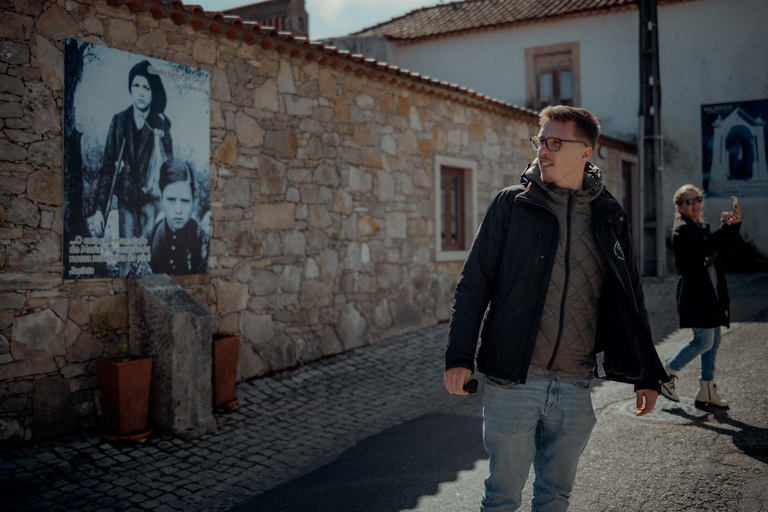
top-left (129, 274), bottom-right (216, 438)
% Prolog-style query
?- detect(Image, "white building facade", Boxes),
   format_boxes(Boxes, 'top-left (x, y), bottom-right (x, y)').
top-left (326, 0), bottom-right (768, 265)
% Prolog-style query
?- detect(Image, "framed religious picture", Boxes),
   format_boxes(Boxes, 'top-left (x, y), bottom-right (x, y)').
top-left (701, 99), bottom-right (768, 197)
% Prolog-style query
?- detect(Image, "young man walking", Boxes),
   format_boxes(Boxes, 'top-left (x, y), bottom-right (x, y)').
top-left (444, 106), bottom-right (668, 512)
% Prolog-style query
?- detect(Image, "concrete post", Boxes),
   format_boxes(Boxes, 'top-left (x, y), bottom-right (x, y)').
top-left (129, 274), bottom-right (216, 438)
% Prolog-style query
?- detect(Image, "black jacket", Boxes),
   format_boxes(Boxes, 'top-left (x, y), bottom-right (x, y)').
top-left (95, 107), bottom-right (173, 218)
top-left (672, 215), bottom-right (740, 329)
top-left (445, 164), bottom-right (668, 391)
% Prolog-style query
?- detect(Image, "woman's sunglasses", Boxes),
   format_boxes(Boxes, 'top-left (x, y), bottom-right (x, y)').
top-left (680, 196), bottom-right (703, 206)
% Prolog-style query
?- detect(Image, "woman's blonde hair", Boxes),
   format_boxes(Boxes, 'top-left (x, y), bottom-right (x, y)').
top-left (673, 183), bottom-right (704, 225)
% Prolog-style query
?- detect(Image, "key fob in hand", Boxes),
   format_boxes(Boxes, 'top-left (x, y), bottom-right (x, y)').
top-left (463, 379), bottom-right (478, 394)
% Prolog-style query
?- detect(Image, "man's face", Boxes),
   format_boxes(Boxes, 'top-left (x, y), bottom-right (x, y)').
top-left (536, 120), bottom-right (592, 190)
top-left (130, 75), bottom-right (152, 113)
top-left (677, 189), bottom-right (703, 221)
top-left (161, 180), bottom-right (194, 231)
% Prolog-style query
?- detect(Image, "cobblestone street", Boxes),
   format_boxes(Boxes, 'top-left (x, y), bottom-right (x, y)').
top-left (0, 323), bottom-right (459, 512)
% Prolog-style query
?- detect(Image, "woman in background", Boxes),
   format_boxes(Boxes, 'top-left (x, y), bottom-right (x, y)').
top-left (660, 184), bottom-right (741, 412)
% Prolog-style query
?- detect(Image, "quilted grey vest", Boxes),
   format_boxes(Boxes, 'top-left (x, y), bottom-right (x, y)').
top-left (528, 167), bottom-right (606, 376)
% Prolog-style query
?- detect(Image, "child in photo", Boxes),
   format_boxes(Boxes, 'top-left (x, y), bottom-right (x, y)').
top-left (149, 159), bottom-right (208, 275)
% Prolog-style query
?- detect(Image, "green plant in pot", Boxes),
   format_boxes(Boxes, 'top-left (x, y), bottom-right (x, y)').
top-left (95, 313), bottom-right (153, 441)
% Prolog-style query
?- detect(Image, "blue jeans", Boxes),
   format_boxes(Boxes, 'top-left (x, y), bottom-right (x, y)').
top-left (480, 375), bottom-right (596, 512)
top-left (667, 326), bottom-right (721, 381)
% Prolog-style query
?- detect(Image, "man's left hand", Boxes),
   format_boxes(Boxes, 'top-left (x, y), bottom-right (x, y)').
top-left (634, 389), bottom-right (659, 416)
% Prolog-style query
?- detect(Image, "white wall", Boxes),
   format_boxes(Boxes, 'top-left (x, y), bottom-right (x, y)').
top-left (658, 0), bottom-right (768, 252)
top-left (390, 10), bottom-right (640, 141)
top-left (387, 0), bottom-right (768, 254)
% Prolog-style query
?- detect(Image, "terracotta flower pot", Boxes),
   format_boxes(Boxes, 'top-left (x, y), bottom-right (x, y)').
top-left (212, 334), bottom-right (239, 408)
top-left (96, 356), bottom-right (153, 440)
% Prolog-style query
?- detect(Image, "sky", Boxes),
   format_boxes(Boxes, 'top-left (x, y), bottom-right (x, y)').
top-left (193, 0), bottom-right (442, 40)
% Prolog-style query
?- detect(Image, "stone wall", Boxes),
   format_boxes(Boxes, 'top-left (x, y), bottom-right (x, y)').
top-left (0, 0), bottom-right (637, 443)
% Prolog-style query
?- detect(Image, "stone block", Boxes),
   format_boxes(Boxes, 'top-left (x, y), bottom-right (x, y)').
top-left (253, 204), bottom-right (295, 230)
top-left (240, 311), bottom-right (275, 348)
top-left (129, 274), bottom-right (215, 438)
top-left (213, 132), bottom-right (237, 165)
top-left (89, 294), bottom-right (128, 330)
top-left (357, 214), bottom-right (379, 236)
top-left (313, 163), bottom-right (340, 188)
top-left (238, 341), bottom-right (269, 380)
top-left (227, 223), bottom-right (263, 256)
top-left (66, 331), bottom-right (101, 363)
top-left (318, 68), bottom-right (337, 98)
top-left (27, 169), bottom-right (61, 205)
top-left (27, 138), bottom-right (61, 167)
top-left (320, 249), bottom-right (340, 280)
top-left (386, 211), bottom-right (407, 239)
top-left (337, 304), bottom-right (368, 350)
top-left (32, 376), bottom-right (77, 441)
top-left (211, 67), bottom-right (231, 102)
top-left (282, 231), bottom-right (306, 256)
top-left (347, 166), bottom-right (372, 193)
top-left (254, 79), bottom-right (279, 112)
top-left (307, 205), bottom-right (333, 229)
top-left (275, 128), bottom-right (297, 159)
top-left (235, 111), bottom-right (264, 148)
top-left (259, 155), bottom-right (287, 195)
top-left (0, 174), bottom-right (26, 195)
top-left (35, 34), bottom-right (63, 91)
top-left (0, 293), bottom-right (25, 311)
top-left (37, 4), bottom-right (79, 40)
top-left (217, 279), bottom-right (249, 313)
top-left (299, 280), bottom-right (333, 309)
top-left (10, 308), bottom-right (65, 370)
top-left (0, 138), bottom-right (26, 161)
top-left (251, 269), bottom-right (280, 296)
top-left (285, 96), bottom-right (316, 117)
top-left (0, 40), bottom-right (29, 65)
top-left (0, 101), bottom-right (23, 118)
top-left (0, 272), bottom-right (61, 291)
top-left (223, 177), bottom-right (250, 208)
top-left (107, 18), bottom-right (137, 46)
top-left (277, 60), bottom-right (296, 94)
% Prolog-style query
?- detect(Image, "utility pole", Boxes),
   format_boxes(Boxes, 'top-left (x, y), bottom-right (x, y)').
top-left (638, 0), bottom-right (664, 277)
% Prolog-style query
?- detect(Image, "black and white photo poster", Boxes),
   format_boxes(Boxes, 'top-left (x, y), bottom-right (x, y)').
top-left (63, 39), bottom-right (210, 279)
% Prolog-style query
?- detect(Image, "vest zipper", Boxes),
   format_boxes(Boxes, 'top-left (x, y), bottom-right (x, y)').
top-left (547, 191), bottom-right (574, 370)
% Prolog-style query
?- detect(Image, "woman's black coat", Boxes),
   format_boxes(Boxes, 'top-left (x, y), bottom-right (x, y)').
top-left (672, 215), bottom-right (740, 329)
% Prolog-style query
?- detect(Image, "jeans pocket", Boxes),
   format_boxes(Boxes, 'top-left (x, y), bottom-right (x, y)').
top-left (485, 375), bottom-right (518, 388)
top-left (572, 380), bottom-right (592, 391)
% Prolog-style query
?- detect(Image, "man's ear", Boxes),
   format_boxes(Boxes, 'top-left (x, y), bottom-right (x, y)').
top-left (582, 146), bottom-right (593, 161)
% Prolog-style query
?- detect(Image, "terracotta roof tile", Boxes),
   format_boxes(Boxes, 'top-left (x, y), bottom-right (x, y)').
top-left (96, 0), bottom-right (634, 152)
top-left (349, 0), bottom-right (688, 41)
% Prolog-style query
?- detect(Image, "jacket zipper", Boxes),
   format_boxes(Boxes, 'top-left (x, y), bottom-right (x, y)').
top-left (546, 191), bottom-right (573, 370)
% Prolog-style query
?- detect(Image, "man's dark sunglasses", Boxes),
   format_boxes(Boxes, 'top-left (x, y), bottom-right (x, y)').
top-left (681, 196), bottom-right (703, 206)
top-left (530, 136), bottom-right (588, 152)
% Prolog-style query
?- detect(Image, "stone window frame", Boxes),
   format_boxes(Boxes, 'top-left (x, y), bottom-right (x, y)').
top-left (434, 155), bottom-right (478, 261)
top-left (525, 42), bottom-right (581, 110)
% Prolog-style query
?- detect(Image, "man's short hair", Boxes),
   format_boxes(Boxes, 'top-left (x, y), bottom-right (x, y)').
top-left (159, 159), bottom-right (195, 198)
top-left (539, 106), bottom-right (601, 149)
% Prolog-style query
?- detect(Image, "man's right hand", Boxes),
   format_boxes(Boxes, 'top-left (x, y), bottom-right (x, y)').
top-left (444, 367), bottom-right (473, 395)
top-left (87, 210), bottom-right (105, 237)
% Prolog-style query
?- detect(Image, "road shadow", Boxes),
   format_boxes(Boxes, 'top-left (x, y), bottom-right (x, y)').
top-left (230, 413), bottom-right (487, 512)
top-left (664, 408), bottom-right (768, 465)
